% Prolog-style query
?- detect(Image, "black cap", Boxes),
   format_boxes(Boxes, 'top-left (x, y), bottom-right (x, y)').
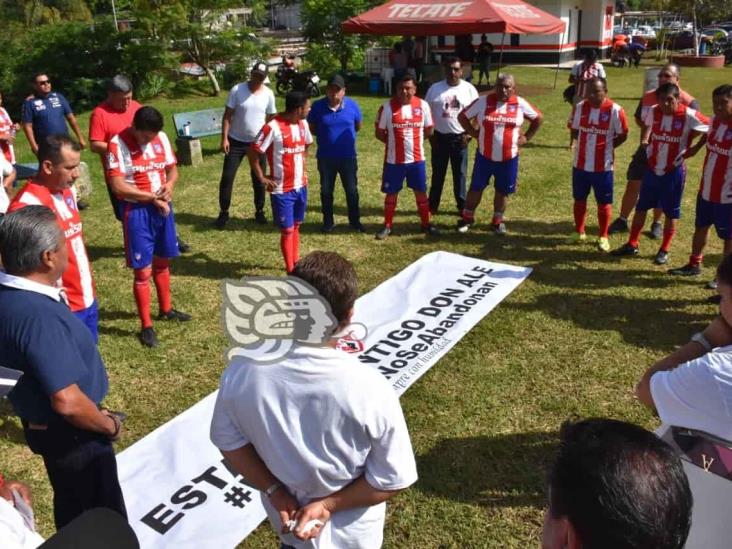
top-left (327, 74), bottom-right (345, 88)
top-left (251, 61), bottom-right (268, 76)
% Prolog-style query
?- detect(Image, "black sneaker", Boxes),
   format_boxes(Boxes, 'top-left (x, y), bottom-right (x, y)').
top-left (255, 210), bottom-right (267, 225)
top-left (457, 218), bottom-right (474, 233)
top-left (214, 211), bottom-right (229, 229)
top-left (375, 226), bottom-right (391, 240)
top-left (139, 327), bottom-right (158, 348)
top-left (350, 222), bottom-right (366, 233)
top-left (668, 263), bottom-right (701, 276)
top-left (608, 218), bottom-right (629, 234)
top-left (649, 221), bottom-right (663, 240)
top-left (654, 250), bottom-right (669, 265)
top-left (422, 223), bottom-right (440, 236)
top-left (158, 309), bottom-right (192, 322)
top-left (709, 294), bottom-right (722, 304)
top-left (77, 199), bottom-right (89, 210)
top-left (321, 223), bottom-right (335, 234)
top-left (177, 237), bottom-right (191, 253)
top-left (610, 243), bottom-right (639, 257)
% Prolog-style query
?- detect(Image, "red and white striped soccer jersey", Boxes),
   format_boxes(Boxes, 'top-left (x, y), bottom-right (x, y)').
top-left (568, 99), bottom-right (628, 172)
top-left (252, 115), bottom-right (313, 194)
top-left (461, 93), bottom-right (541, 162)
top-left (699, 116), bottom-right (732, 204)
top-left (8, 181), bottom-right (95, 312)
top-left (643, 104), bottom-right (709, 176)
top-left (0, 107), bottom-right (15, 164)
top-left (376, 97), bottom-right (433, 165)
top-left (637, 88), bottom-right (696, 124)
top-left (107, 128), bottom-right (176, 196)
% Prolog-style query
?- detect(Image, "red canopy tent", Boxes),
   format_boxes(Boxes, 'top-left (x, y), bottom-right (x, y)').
top-left (342, 0), bottom-right (567, 85)
top-left (342, 0), bottom-right (565, 36)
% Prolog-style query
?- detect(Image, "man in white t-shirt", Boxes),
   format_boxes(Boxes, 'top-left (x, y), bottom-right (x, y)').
top-left (215, 61), bottom-right (277, 228)
top-left (210, 251), bottom-right (418, 548)
top-left (636, 253), bottom-right (732, 441)
top-left (425, 56), bottom-right (479, 214)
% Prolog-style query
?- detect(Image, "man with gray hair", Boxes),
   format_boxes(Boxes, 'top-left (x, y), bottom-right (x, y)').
top-left (0, 206), bottom-right (127, 529)
top-left (89, 75), bottom-right (142, 222)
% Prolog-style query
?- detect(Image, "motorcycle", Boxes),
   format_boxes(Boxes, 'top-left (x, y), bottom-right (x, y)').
top-left (710, 38), bottom-right (732, 65)
top-left (275, 66), bottom-right (321, 97)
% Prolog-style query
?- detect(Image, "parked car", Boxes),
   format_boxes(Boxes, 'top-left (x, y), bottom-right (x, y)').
top-left (701, 27), bottom-right (729, 40)
top-left (664, 30), bottom-right (702, 50)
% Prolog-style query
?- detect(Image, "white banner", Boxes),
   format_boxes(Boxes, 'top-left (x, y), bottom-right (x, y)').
top-left (118, 251), bottom-right (531, 548)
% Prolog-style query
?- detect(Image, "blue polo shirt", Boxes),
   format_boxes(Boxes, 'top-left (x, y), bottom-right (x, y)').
top-left (0, 285), bottom-right (108, 423)
top-left (21, 92), bottom-right (72, 142)
top-left (307, 97), bottom-right (362, 159)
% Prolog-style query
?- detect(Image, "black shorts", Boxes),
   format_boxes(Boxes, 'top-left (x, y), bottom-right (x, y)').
top-left (626, 145), bottom-right (648, 181)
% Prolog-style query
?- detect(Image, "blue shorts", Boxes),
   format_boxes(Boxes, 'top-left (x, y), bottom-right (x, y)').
top-left (271, 187), bottom-right (308, 229)
top-left (381, 161), bottom-right (427, 194)
top-left (572, 168), bottom-right (614, 205)
top-left (73, 299), bottom-right (99, 344)
top-left (636, 166), bottom-right (686, 219)
top-left (695, 194), bottom-right (732, 240)
top-left (123, 202), bottom-right (180, 269)
top-left (470, 154), bottom-right (519, 195)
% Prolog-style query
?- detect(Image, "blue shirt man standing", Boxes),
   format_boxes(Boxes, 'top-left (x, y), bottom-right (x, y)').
top-left (307, 74), bottom-right (364, 232)
top-left (21, 73), bottom-right (86, 156)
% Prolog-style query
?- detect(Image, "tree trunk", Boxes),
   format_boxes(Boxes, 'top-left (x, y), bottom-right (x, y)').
top-left (204, 65), bottom-right (221, 96)
top-left (692, 3), bottom-right (699, 56)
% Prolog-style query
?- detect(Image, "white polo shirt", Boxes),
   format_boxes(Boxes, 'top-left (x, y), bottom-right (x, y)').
top-left (424, 79), bottom-right (478, 135)
top-left (651, 344), bottom-right (732, 441)
top-left (225, 82), bottom-right (277, 143)
top-left (210, 344), bottom-right (418, 548)
top-left (0, 154), bottom-right (13, 214)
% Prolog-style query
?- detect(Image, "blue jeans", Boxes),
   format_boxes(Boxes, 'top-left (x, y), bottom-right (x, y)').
top-left (429, 132), bottom-right (468, 212)
top-left (317, 156), bottom-right (361, 227)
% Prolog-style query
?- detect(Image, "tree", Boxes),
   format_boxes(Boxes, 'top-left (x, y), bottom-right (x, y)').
top-left (133, 0), bottom-right (269, 96)
top-left (301, 0), bottom-right (380, 72)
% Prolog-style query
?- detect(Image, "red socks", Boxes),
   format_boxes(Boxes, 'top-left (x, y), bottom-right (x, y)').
top-left (280, 228), bottom-right (296, 273)
top-left (597, 204), bottom-right (611, 238)
top-left (133, 267), bottom-right (153, 329)
top-left (628, 219), bottom-right (644, 248)
top-left (461, 208), bottom-right (475, 221)
top-left (690, 254), bottom-right (703, 267)
top-left (573, 201), bottom-right (587, 234)
top-left (384, 194), bottom-right (398, 228)
top-left (152, 257), bottom-right (172, 315)
top-left (660, 229), bottom-right (676, 253)
top-left (415, 192), bottom-right (431, 228)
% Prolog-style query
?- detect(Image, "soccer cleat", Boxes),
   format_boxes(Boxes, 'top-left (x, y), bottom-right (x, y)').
top-left (570, 232), bottom-right (587, 242)
top-left (255, 210), bottom-right (267, 225)
top-left (375, 226), bottom-right (391, 240)
top-left (608, 218), bottom-right (628, 234)
top-left (649, 221), bottom-right (663, 240)
top-left (668, 263), bottom-right (701, 276)
top-left (709, 294), bottom-right (722, 304)
top-left (708, 278), bottom-right (719, 290)
top-left (597, 237), bottom-right (611, 252)
top-left (610, 243), bottom-right (639, 257)
top-left (457, 218), bottom-right (474, 233)
top-left (422, 224), bottom-right (440, 236)
top-left (492, 222), bottom-right (507, 236)
top-left (77, 199), bottom-right (90, 210)
top-left (214, 211), bottom-right (230, 229)
top-left (177, 238), bottom-right (191, 253)
top-left (654, 250), bottom-right (669, 265)
top-left (139, 327), bottom-right (159, 348)
top-left (158, 309), bottom-right (192, 322)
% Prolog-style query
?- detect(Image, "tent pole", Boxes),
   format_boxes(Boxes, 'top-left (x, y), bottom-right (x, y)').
top-left (553, 34), bottom-right (562, 89)
top-left (497, 32), bottom-right (506, 73)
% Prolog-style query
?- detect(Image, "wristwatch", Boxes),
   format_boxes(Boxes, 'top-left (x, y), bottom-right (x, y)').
top-left (264, 481), bottom-right (282, 498)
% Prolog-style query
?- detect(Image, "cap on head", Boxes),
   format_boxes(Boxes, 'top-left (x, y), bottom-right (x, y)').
top-left (327, 74), bottom-right (345, 89)
top-left (251, 61), bottom-right (268, 77)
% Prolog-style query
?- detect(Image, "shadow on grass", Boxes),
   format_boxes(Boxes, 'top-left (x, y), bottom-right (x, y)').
top-left (416, 431), bottom-right (556, 508)
top-left (0, 399), bottom-right (26, 445)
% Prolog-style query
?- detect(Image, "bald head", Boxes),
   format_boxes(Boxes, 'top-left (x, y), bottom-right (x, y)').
top-left (658, 63), bottom-right (681, 86)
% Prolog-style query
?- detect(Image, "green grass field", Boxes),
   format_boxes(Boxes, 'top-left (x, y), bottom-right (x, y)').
top-left (1, 62), bottom-right (730, 547)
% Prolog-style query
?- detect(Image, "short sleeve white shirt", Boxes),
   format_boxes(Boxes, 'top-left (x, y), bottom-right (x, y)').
top-left (210, 344), bottom-right (418, 548)
top-left (424, 79), bottom-right (479, 135)
top-left (0, 153), bottom-right (12, 214)
top-left (226, 82), bottom-right (277, 143)
top-left (651, 344), bottom-right (732, 441)
top-left (0, 497), bottom-right (44, 549)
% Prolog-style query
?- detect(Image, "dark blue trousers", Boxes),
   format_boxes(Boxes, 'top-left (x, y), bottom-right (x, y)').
top-left (317, 156), bottom-right (361, 228)
top-left (429, 131), bottom-right (468, 212)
